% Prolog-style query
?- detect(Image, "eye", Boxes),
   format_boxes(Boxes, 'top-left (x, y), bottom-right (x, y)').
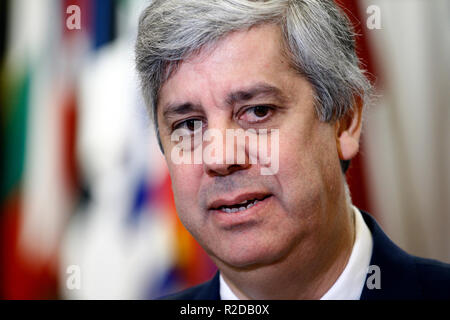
top-left (239, 105), bottom-right (273, 123)
top-left (253, 105), bottom-right (270, 117)
top-left (173, 118), bottom-right (204, 132)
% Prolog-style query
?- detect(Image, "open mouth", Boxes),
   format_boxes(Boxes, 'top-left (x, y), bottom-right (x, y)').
top-left (211, 194), bottom-right (272, 213)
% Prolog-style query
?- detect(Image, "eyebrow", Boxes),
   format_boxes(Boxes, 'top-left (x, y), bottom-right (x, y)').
top-left (162, 102), bottom-right (202, 121)
top-left (225, 83), bottom-right (288, 106)
top-left (161, 82), bottom-right (287, 124)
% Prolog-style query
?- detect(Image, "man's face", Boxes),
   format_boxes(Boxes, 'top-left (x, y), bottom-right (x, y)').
top-left (157, 24), bottom-right (344, 269)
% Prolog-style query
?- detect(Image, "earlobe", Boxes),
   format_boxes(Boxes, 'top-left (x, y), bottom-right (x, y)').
top-left (335, 98), bottom-right (363, 161)
top-left (336, 130), bottom-right (360, 160)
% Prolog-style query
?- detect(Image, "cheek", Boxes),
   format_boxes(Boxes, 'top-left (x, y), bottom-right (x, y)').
top-left (167, 161), bottom-right (205, 224)
top-left (276, 124), bottom-right (338, 211)
top-left (276, 127), bottom-right (315, 188)
top-left (168, 163), bottom-right (200, 204)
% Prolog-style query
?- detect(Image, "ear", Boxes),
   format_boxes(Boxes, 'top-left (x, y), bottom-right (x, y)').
top-left (335, 97), bottom-right (363, 160)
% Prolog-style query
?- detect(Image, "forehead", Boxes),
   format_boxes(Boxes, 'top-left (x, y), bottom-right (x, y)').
top-left (157, 23), bottom-right (296, 114)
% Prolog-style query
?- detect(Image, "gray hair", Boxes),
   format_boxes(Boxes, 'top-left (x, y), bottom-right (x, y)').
top-left (135, 0), bottom-right (372, 152)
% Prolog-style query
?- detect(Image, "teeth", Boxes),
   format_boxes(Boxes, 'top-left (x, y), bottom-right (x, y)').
top-left (220, 199), bottom-right (260, 213)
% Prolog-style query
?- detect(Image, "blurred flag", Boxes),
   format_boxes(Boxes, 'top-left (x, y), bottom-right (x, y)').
top-left (1, 0), bottom-right (71, 299)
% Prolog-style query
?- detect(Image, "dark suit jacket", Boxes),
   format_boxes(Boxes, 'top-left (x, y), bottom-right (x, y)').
top-left (162, 211), bottom-right (450, 299)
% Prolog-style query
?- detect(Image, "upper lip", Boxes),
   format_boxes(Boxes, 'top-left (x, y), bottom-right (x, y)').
top-left (208, 192), bottom-right (271, 210)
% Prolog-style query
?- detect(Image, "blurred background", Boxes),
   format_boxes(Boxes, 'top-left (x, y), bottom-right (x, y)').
top-left (0, 0), bottom-right (449, 299)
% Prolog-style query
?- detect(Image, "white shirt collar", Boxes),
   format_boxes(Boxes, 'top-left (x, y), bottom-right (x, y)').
top-left (219, 206), bottom-right (373, 300)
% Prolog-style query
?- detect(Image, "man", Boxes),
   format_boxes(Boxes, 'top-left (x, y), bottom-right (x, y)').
top-left (135, 0), bottom-right (450, 299)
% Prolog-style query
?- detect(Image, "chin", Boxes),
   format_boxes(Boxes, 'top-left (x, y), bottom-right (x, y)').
top-left (212, 240), bottom-right (288, 270)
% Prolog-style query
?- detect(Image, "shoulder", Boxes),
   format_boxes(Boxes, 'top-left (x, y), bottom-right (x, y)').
top-left (360, 210), bottom-right (450, 299)
top-left (158, 272), bottom-right (221, 300)
top-left (413, 256), bottom-right (450, 299)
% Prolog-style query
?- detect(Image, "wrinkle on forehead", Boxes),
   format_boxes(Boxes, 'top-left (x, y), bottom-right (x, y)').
top-left (157, 24), bottom-right (298, 117)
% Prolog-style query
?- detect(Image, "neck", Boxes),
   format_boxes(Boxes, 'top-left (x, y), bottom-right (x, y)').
top-left (218, 198), bottom-right (355, 300)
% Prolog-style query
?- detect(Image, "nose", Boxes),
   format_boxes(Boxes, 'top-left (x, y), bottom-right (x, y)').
top-left (205, 162), bottom-right (251, 177)
top-left (202, 127), bottom-right (252, 177)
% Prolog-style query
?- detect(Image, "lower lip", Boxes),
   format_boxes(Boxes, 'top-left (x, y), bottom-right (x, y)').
top-left (210, 195), bottom-right (273, 228)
